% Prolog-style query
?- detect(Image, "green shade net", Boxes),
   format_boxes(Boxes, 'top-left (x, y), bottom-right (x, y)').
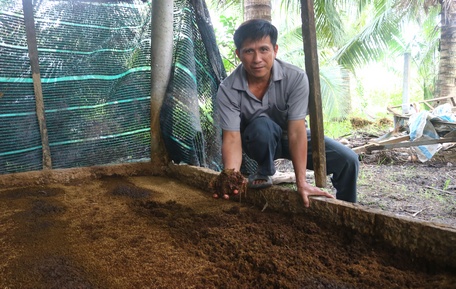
top-left (0, 0), bottom-right (224, 174)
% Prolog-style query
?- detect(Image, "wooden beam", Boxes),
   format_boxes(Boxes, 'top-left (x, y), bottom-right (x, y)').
top-left (22, 0), bottom-right (52, 170)
top-left (353, 135), bottom-right (410, 154)
top-left (353, 135), bottom-right (456, 154)
top-left (300, 0), bottom-right (326, 187)
top-left (367, 137), bottom-right (456, 153)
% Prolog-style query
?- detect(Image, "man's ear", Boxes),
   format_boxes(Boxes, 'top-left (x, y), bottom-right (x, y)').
top-left (274, 44), bottom-right (279, 55)
top-left (235, 49), bottom-right (240, 58)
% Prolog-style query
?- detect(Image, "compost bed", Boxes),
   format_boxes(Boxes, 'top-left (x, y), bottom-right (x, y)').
top-left (0, 167), bottom-right (455, 289)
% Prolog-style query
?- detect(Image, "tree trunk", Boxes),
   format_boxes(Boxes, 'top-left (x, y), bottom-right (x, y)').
top-left (244, 0), bottom-right (271, 21)
top-left (150, 0), bottom-right (174, 166)
top-left (341, 68), bottom-right (352, 117)
top-left (402, 52), bottom-right (411, 114)
top-left (437, 0), bottom-right (456, 98)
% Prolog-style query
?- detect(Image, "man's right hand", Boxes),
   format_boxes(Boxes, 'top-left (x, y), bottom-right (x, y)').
top-left (210, 169), bottom-right (247, 200)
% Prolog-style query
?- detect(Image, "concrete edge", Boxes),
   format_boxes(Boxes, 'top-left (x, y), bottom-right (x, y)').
top-left (0, 162), bottom-right (165, 187)
top-left (166, 163), bottom-right (456, 269)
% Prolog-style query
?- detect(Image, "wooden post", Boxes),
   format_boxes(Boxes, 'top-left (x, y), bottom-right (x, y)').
top-left (22, 0), bottom-right (52, 170)
top-left (300, 0), bottom-right (326, 187)
top-left (150, 0), bottom-right (174, 165)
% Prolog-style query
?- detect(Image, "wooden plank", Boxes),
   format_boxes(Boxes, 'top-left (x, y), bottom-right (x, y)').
top-left (370, 135), bottom-right (410, 145)
top-left (22, 0), bottom-right (52, 169)
top-left (353, 135), bottom-right (410, 154)
top-left (301, 0), bottom-right (326, 188)
top-left (387, 95), bottom-right (456, 117)
top-left (366, 137), bottom-right (456, 153)
top-left (353, 135), bottom-right (456, 154)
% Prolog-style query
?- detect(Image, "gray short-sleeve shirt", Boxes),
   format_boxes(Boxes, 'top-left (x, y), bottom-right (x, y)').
top-left (216, 59), bottom-right (309, 133)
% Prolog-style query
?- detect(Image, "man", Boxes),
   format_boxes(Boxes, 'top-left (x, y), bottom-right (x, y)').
top-left (216, 19), bottom-right (359, 207)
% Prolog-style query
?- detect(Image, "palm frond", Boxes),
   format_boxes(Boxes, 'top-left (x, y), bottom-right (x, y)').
top-left (319, 64), bottom-right (351, 119)
top-left (332, 4), bottom-right (403, 72)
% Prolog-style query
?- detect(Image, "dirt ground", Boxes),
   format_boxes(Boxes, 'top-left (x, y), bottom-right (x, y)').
top-left (346, 130), bottom-right (456, 229)
top-left (274, 140), bottom-right (456, 229)
top-left (1, 161), bottom-right (456, 288)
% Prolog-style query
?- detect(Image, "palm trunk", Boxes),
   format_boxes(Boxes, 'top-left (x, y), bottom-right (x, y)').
top-left (437, 0), bottom-right (456, 97)
top-left (244, 0), bottom-right (271, 21)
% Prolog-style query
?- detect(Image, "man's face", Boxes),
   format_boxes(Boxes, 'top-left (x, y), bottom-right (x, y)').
top-left (236, 36), bottom-right (278, 81)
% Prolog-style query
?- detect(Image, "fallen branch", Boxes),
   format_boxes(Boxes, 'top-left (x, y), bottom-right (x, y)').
top-left (412, 208), bottom-right (425, 217)
top-left (260, 192), bottom-right (269, 212)
top-left (424, 186), bottom-right (456, 195)
top-left (401, 206), bottom-right (429, 217)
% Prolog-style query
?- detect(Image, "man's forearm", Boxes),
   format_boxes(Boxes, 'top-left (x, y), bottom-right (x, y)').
top-left (288, 121), bottom-right (309, 188)
top-left (222, 131), bottom-right (243, 171)
top-left (290, 140), bottom-right (308, 188)
top-left (222, 145), bottom-right (242, 170)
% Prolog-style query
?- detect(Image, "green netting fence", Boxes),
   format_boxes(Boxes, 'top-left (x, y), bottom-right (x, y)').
top-left (0, 0), bottom-right (226, 175)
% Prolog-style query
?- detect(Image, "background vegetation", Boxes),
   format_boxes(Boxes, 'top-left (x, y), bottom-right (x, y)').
top-left (207, 0), bottom-right (449, 138)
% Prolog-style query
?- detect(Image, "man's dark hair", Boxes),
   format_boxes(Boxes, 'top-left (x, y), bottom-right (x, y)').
top-left (233, 19), bottom-right (278, 51)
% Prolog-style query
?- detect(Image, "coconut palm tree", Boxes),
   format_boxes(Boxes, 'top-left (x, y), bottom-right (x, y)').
top-left (244, 0), bottom-right (272, 21)
top-left (275, 0), bottom-right (456, 120)
top-left (280, 0), bottom-right (455, 99)
top-left (437, 0), bottom-right (456, 97)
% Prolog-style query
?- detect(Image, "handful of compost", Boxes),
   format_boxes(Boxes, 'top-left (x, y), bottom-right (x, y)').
top-left (209, 169), bottom-right (247, 200)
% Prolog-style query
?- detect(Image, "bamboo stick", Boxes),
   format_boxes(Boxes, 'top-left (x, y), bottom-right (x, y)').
top-left (22, 0), bottom-right (52, 169)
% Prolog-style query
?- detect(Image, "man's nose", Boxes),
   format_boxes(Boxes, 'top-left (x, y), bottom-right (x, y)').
top-left (253, 51), bottom-right (261, 62)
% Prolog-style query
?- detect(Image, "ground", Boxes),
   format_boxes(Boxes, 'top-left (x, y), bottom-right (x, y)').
top-left (346, 130), bottom-right (455, 228)
top-left (275, 132), bottom-right (456, 228)
top-left (0, 128), bottom-right (455, 288)
top-left (357, 161), bottom-right (455, 228)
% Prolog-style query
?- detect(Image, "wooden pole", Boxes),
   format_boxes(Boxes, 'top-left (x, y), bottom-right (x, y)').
top-left (300, 0), bottom-right (326, 187)
top-left (150, 0), bottom-right (174, 165)
top-left (22, 0), bottom-right (52, 170)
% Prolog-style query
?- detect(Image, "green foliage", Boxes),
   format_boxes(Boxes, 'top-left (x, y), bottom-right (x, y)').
top-left (443, 179), bottom-right (451, 191)
top-left (319, 65), bottom-right (351, 120)
top-left (215, 15), bottom-right (240, 72)
top-left (323, 118), bottom-right (352, 139)
top-left (207, 1), bottom-right (242, 73)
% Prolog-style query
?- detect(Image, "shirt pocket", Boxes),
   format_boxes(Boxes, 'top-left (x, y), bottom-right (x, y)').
top-left (268, 103), bottom-right (288, 130)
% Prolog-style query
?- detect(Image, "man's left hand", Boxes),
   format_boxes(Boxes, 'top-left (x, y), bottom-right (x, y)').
top-left (297, 183), bottom-right (335, 208)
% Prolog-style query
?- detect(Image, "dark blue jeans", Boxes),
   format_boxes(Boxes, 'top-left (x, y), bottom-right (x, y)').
top-left (242, 117), bottom-right (359, 203)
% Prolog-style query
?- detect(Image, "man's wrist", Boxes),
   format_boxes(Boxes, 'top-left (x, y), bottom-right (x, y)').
top-left (296, 182), bottom-right (308, 189)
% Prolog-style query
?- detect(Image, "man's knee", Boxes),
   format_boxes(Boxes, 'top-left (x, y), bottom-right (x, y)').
top-left (346, 149), bottom-right (360, 172)
top-left (243, 117), bottom-right (281, 145)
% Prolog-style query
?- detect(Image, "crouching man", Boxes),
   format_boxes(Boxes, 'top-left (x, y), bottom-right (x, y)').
top-left (216, 19), bottom-right (359, 207)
